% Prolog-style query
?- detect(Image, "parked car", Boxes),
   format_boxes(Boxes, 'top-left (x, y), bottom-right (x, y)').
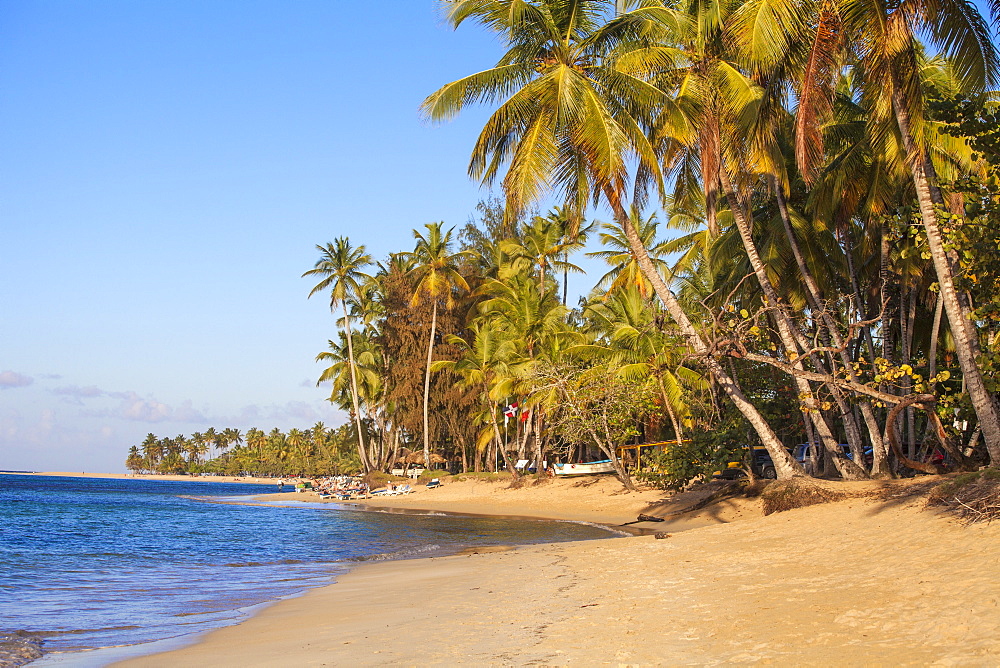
top-left (794, 443), bottom-right (873, 468)
top-left (714, 447), bottom-right (779, 480)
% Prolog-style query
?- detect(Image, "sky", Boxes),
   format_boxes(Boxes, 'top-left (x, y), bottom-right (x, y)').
top-left (0, 0), bottom-right (613, 473)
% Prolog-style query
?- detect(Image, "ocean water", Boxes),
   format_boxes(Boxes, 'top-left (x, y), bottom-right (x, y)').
top-left (0, 474), bottom-right (618, 664)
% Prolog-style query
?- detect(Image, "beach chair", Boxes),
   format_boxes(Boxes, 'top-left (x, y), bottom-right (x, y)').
top-left (395, 484), bottom-right (412, 495)
top-left (426, 478), bottom-right (442, 489)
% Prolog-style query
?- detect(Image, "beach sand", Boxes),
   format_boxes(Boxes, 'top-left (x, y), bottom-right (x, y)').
top-left (112, 475), bottom-right (1000, 666)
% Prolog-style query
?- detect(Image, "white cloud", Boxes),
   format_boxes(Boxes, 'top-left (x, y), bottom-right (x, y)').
top-left (172, 400), bottom-right (207, 423)
top-left (52, 385), bottom-right (106, 405)
top-left (54, 385), bottom-right (105, 397)
top-left (0, 370), bottom-right (34, 389)
top-left (114, 391), bottom-right (173, 422)
top-left (226, 400), bottom-right (344, 427)
top-left (80, 391), bottom-right (208, 424)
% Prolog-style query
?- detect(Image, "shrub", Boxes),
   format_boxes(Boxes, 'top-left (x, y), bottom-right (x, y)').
top-left (760, 480), bottom-right (847, 515)
top-left (634, 440), bottom-right (738, 491)
top-left (928, 468), bottom-right (1000, 523)
top-left (418, 469), bottom-right (451, 481)
top-left (363, 471), bottom-right (406, 488)
top-left (452, 471), bottom-right (512, 483)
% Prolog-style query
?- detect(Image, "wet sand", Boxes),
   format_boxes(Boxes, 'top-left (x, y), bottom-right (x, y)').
top-left (114, 475), bottom-right (1000, 666)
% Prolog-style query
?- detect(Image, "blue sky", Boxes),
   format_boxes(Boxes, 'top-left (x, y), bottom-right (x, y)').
top-left (1, 0), bottom-right (564, 472)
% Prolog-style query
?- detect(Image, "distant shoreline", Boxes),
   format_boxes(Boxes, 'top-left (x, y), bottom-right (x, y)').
top-left (3, 471), bottom-right (278, 485)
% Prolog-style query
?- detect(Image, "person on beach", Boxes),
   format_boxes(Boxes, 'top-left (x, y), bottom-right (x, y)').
top-left (278, 479), bottom-right (284, 492)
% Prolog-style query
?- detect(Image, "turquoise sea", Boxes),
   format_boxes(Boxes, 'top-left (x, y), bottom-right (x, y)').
top-left (0, 474), bottom-right (618, 666)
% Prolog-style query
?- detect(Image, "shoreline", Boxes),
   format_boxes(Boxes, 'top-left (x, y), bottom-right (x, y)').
top-left (112, 475), bottom-right (1000, 666)
top-left (251, 474), bottom-right (754, 529)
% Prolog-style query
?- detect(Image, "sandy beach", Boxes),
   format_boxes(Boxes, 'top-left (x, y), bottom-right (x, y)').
top-left (107, 474), bottom-right (1000, 666)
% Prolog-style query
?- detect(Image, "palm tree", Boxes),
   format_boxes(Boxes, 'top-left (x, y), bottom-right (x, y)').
top-left (316, 332), bottom-right (381, 451)
top-left (304, 237), bottom-right (375, 471)
top-left (742, 0), bottom-right (1000, 459)
top-left (619, 0), bottom-right (871, 478)
top-left (267, 428), bottom-right (288, 474)
top-left (578, 285), bottom-right (703, 444)
top-left (477, 267), bottom-right (579, 469)
top-left (406, 222), bottom-right (471, 468)
top-left (432, 322), bottom-right (522, 475)
top-left (203, 427), bottom-right (218, 461)
top-left (423, 0), bottom-right (804, 478)
top-left (125, 445), bottom-right (143, 474)
top-left (852, 0), bottom-right (1000, 460)
top-left (245, 428), bottom-right (267, 474)
top-left (502, 211), bottom-right (587, 297)
top-left (140, 433), bottom-right (160, 473)
top-left (286, 428), bottom-right (308, 474)
top-left (223, 428), bottom-right (243, 452)
top-left (587, 207), bottom-right (672, 298)
top-left (185, 434), bottom-right (203, 467)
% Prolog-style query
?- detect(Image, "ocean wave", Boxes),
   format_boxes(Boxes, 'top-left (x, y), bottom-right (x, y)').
top-left (346, 543), bottom-right (443, 562)
top-left (29, 626), bottom-right (141, 638)
top-left (559, 520), bottom-right (633, 537)
top-left (221, 559), bottom-right (307, 567)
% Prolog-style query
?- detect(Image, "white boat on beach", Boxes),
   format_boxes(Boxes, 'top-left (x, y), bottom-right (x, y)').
top-left (552, 460), bottom-right (616, 476)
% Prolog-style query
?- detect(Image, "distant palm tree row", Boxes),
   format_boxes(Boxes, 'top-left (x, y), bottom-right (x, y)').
top-left (125, 423), bottom-right (361, 477)
top-left (302, 0), bottom-right (1000, 488)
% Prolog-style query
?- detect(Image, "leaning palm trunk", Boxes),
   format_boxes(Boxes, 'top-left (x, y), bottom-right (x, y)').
top-left (602, 184), bottom-right (804, 479)
top-left (422, 301), bottom-right (438, 469)
top-left (928, 293), bottom-right (945, 394)
top-left (773, 181), bottom-right (889, 476)
top-left (891, 85), bottom-right (1000, 464)
top-left (841, 225), bottom-right (892, 476)
top-left (658, 376), bottom-right (685, 445)
top-left (719, 167), bottom-right (867, 480)
top-left (341, 302), bottom-right (372, 472)
top-left (488, 400), bottom-right (519, 476)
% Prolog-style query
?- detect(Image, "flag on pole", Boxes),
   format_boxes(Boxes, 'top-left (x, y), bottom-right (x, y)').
top-left (503, 402), bottom-right (519, 418)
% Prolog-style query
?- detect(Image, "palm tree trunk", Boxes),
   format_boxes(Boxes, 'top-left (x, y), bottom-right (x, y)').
top-left (562, 254), bottom-right (569, 306)
top-left (701, 114), bottom-right (722, 237)
top-left (891, 85), bottom-right (1000, 463)
top-left (422, 301), bottom-right (438, 469)
top-left (842, 225), bottom-right (892, 476)
top-left (843, 226), bottom-right (879, 361)
top-left (341, 302), bottom-right (371, 472)
top-left (928, 292), bottom-right (944, 393)
top-left (534, 411), bottom-right (544, 476)
top-left (657, 375), bottom-right (684, 445)
top-left (600, 183), bottom-right (805, 479)
top-left (773, 180), bottom-right (882, 475)
top-left (489, 399), bottom-right (518, 476)
top-left (719, 167), bottom-right (866, 479)
top-left (902, 284), bottom-right (918, 457)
